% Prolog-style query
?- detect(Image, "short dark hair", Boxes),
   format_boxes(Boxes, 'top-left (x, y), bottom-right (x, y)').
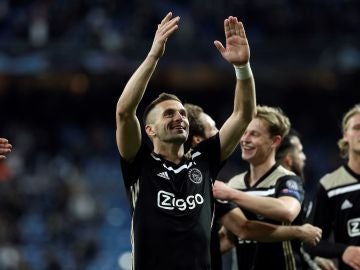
top-left (142, 92), bottom-right (182, 125)
top-left (184, 103), bottom-right (205, 139)
top-left (275, 129), bottom-right (300, 161)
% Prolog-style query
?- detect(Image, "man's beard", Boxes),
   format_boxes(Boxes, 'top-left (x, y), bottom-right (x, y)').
top-left (291, 164), bottom-right (305, 180)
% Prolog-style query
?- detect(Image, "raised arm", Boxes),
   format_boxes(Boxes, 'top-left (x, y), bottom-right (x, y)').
top-left (214, 16), bottom-right (256, 162)
top-left (0, 138), bottom-right (12, 159)
top-left (214, 180), bottom-right (301, 223)
top-left (116, 12), bottom-right (180, 161)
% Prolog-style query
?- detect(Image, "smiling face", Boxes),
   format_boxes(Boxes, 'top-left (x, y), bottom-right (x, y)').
top-left (240, 118), bottom-right (280, 165)
top-left (145, 99), bottom-right (189, 144)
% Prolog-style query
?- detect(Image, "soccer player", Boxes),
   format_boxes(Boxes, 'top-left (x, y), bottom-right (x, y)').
top-left (0, 138), bottom-right (12, 159)
top-left (306, 104), bottom-right (360, 270)
top-left (276, 129), bottom-right (306, 180)
top-left (276, 130), bottom-right (336, 270)
top-left (185, 103), bottom-right (322, 270)
top-left (117, 12), bottom-right (256, 269)
top-left (213, 105), bottom-right (307, 270)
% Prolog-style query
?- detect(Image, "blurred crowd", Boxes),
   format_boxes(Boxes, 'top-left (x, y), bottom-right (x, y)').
top-left (0, 0), bottom-right (359, 73)
top-left (0, 123), bottom-right (131, 270)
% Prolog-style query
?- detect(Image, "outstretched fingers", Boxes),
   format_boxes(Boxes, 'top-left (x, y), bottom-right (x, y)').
top-left (234, 17), bottom-right (241, 36)
top-left (238, 21), bottom-right (247, 39)
top-left (214, 40), bottom-right (225, 54)
top-left (149, 12), bottom-right (180, 58)
top-left (161, 16), bottom-right (180, 38)
top-left (224, 18), bottom-right (231, 39)
top-left (160, 12), bottom-right (174, 26)
top-left (229, 16), bottom-right (237, 36)
top-left (157, 13), bottom-right (180, 40)
top-left (224, 16), bottom-right (246, 40)
top-left (225, 16), bottom-right (239, 37)
top-left (230, 17), bottom-right (246, 39)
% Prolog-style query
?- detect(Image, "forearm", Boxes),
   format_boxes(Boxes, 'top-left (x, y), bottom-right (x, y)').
top-left (233, 64), bottom-right (256, 125)
top-left (221, 208), bottom-right (299, 242)
top-left (228, 189), bottom-right (297, 222)
top-left (219, 70), bottom-right (256, 161)
top-left (117, 55), bottom-right (159, 116)
top-left (240, 221), bottom-right (303, 242)
top-left (117, 12), bottom-right (179, 115)
top-left (115, 55), bottom-right (159, 159)
top-left (219, 227), bottom-right (235, 254)
top-left (229, 76), bottom-right (256, 137)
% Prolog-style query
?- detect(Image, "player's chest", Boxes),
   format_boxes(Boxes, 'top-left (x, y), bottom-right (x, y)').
top-left (139, 161), bottom-right (213, 214)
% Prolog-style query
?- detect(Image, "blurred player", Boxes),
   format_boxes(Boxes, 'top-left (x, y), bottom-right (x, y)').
top-left (213, 105), bottom-right (309, 269)
top-left (276, 130), bottom-right (336, 270)
top-left (306, 104), bottom-right (360, 270)
top-left (185, 103), bottom-right (322, 270)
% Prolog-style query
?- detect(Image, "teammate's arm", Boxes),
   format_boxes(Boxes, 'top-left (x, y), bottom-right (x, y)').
top-left (214, 16), bottom-right (256, 162)
top-left (214, 180), bottom-right (301, 223)
top-left (116, 12), bottom-right (180, 161)
top-left (221, 208), bottom-right (321, 245)
top-left (219, 226), bottom-right (236, 253)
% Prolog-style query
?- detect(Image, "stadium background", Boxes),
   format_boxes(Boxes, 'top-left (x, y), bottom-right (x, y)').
top-left (0, 0), bottom-right (359, 269)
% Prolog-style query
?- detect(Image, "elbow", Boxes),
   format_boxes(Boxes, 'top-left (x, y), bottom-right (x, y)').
top-left (117, 102), bottom-right (135, 120)
top-left (279, 210), bottom-right (297, 223)
top-left (116, 100), bottom-right (126, 116)
top-left (273, 201), bottom-right (301, 223)
top-left (232, 221), bottom-right (252, 240)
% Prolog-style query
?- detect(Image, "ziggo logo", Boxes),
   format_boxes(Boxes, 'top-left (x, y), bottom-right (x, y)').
top-left (157, 190), bottom-right (204, 211)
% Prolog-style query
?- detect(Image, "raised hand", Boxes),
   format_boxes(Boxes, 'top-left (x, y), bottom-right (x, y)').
top-left (0, 138), bottom-right (12, 159)
top-left (214, 16), bottom-right (250, 66)
top-left (148, 12), bottom-right (180, 59)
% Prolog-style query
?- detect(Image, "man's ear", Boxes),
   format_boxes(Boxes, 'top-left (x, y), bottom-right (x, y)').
top-left (191, 135), bottom-right (203, 148)
top-left (272, 135), bottom-right (282, 149)
top-left (145, 124), bottom-right (156, 137)
top-left (282, 153), bottom-right (293, 169)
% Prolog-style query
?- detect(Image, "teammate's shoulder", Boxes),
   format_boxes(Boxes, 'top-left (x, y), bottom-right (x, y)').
top-left (277, 165), bottom-right (296, 175)
top-left (319, 166), bottom-right (356, 190)
top-left (275, 165), bottom-right (296, 177)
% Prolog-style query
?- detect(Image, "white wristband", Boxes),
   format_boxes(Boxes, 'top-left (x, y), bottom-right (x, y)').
top-left (234, 62), bottom-right (253, 80)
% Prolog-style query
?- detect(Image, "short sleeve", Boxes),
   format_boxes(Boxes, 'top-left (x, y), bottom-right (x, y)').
top-left (195, 133), bottom-right (222, 180)
top-left (214, 200), bottom-right (237, 219)
top-left (120, 140), bottom-right (149, 188)
top-left (275, 175), bottom-right (304, 203)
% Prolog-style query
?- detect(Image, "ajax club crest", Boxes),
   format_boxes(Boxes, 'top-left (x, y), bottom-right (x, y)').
top-left (188, 168), bottom-right (203, 184)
